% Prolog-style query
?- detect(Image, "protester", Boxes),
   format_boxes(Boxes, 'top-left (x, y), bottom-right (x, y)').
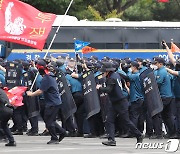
top-left (0, 83), bottom-right (16, 146)
top-left (26, 59), bottom-right (66, 144)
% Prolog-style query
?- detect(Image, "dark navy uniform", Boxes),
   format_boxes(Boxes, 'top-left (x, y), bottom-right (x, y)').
top-left (0, 88), bottom-right (16, 146)
top-left (98, 62), bottom-right (143, 146)
top-left (27, 60), bottom-right (66, 144)
top-left (40, 73), bottom-right (66, 142)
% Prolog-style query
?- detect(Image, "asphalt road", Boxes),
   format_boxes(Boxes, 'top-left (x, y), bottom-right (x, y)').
top-left (0, 121), bottom-right (179, 154)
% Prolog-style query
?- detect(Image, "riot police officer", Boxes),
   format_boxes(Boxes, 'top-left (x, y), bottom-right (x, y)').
top-left (166, 63), bottom-right (180, 138)
top-left (96, 62), bottom-right (143, 146)
top-left (127, 62), bottom-right (144, 132)
top-left (154, 57), bottom-right (176, 138)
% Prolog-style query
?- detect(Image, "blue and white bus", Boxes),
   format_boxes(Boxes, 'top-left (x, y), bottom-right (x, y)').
top-left (6, 16), bottom-right (180, 61)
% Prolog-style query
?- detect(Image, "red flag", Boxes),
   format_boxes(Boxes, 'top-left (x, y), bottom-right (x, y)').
top-left (171, 42), bottom-right (180, 53)
top-left (4, 86), bottom-right (27, 107)
top-left (158, 0), bottom-right (169, 2)
top-left (0, 0), bottom-right (56, 50)
top-left (82, 46), bottom-right (97, 54)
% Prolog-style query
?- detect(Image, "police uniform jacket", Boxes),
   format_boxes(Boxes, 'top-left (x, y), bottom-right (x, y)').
top-left (127, 71), bottom-right (144, 103)
top-left (172, 71), bottom-right (180, 99)
top-left (154, 66), bottom-right (173, 98)
top-left (99, 71), bottom-right (126, 103)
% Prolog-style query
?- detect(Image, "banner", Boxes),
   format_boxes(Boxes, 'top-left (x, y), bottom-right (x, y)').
top-left (82, 46), bottom-right (97, 54)
top-left (4, 86), bottom-right (27, 107)
top-left (0, 0), bottom-right (56, 50)
top-left (74, 40), bottom-right (90, 51)
top-left (171, 42), bottom-right (180, 53)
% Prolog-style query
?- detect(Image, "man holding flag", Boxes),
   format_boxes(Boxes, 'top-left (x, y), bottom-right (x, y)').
top-left (26, 60), bottom-right (66, 144)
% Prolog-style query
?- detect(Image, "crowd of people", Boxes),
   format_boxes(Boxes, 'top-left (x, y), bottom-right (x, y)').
top-left (0, 41), bottom-right (180, 147)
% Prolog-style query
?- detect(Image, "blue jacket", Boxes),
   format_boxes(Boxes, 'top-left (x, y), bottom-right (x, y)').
top-left (66, 74), bottom-right (82, 93)
top-left (128, 71), bottom-right (144, 103)
top-left (154, 66), bottom-right (173, 98)
top-left (139, 66), bottom-right (148, 74)
top-left (172, 71), bottom-right (180, 99)
top-left (0, 70), bottom-right (5, 86)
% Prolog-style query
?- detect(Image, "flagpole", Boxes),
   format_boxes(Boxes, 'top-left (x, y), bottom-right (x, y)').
top-left (43, 0), bottom-right (74, 59)
top-left (81, 49), bottom-right (84, 58)
top-left (30, 0), bottom-right (74, 91)
top-left (74, 37), bottom-right (78, 73)
top-left (74, 37), bottom-right (77, 59)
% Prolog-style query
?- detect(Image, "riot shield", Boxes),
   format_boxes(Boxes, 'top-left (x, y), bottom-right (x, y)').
top-left (140, 68), bottom-right (163, 117)
top-left (95, 74), bottom-right (110, 122)
top-left (23, 70), bottom-right (40, 118)
top-left (57, 71), bottom-right (77, 121)
top-left (23, 95), bottom-right (39, 118)
top-left (5, 62), bottom-right (22, 89)
top-left (82, 71), bottom-right (101, 119)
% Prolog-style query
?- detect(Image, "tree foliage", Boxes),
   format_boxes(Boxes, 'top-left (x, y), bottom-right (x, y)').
top-left (21, 0), bottom-right (180, 21)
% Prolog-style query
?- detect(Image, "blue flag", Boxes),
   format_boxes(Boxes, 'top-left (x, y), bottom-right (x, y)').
top-left (74, 40), bottom-right (90, 51)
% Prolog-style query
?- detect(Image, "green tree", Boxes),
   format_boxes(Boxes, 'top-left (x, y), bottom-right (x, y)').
top-left (21, 0), bottom-right (180, 21)
top-left (84, 0), bottom-right (139, 20)
top-left (22, 0), bottom-right (139, 20)
top-left (123, 0), bottom-right (180, 21)
top-left (152, 1), bottom-right (180, 21)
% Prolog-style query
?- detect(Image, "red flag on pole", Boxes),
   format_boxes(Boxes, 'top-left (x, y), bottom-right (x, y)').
top-left (4, 86), bottom-right (27, 107)
top-left (171, 42), bottom-right (180, 53)
top-left (0, 0), bottom-right (56, 50)
top-left (158, 0), bottom-right (169, 2)
top-left (82, 46), bottom-right (97, 54)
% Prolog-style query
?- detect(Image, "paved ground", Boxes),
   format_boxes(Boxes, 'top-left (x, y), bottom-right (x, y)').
top-left (0, 121), bottom-right (179, 154)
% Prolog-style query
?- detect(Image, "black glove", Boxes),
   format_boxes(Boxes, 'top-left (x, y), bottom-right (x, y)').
top-left (5, 104), bottom-right (15, 110)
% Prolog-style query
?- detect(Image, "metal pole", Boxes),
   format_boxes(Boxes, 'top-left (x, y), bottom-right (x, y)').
top-left (30, 0), bottom-right (74, 91)
top-left (43, 0), bottom-right (74, 59)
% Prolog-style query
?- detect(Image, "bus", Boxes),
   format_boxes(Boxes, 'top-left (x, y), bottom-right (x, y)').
top-left (7, 15), bottom-right (180, 61)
